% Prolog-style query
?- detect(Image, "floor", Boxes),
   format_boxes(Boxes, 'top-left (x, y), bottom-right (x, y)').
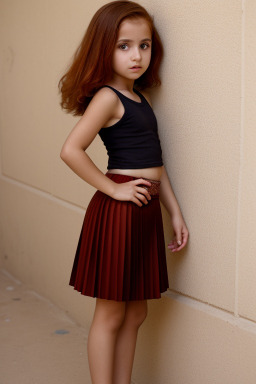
top-left (0, 269), bottom-right (91, 384)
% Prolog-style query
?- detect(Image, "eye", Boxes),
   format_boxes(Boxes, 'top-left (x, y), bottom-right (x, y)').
top-left (140, 43), bottom-right (150, 50)
top-left (118, 43), bottom-right (128, 50)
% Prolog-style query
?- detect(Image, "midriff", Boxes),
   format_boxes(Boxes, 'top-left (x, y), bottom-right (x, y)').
top-left (108, 166), bottom-right (163, 181)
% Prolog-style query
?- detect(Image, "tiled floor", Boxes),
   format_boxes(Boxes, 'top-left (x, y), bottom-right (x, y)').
top-left (0, 269), bottom-right (91, 384)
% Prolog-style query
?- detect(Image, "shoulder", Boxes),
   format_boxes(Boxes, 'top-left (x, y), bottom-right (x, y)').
top-left (90, 86), bottom-right (119, 108)
top-left (83, 86), bottom-right (120, 120)
top-left (139, 89), bottom-right (153, 107)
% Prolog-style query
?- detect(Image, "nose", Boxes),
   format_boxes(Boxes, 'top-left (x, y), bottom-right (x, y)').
top-left (131, 46), bottom-right (141, 61)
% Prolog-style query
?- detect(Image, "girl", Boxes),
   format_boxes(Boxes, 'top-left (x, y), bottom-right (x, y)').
top-left (59, 1), bottom-right (188, 383)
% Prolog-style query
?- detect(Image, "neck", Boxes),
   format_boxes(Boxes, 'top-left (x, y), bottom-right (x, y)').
top-left (108, 77), bottom-right (135, 92)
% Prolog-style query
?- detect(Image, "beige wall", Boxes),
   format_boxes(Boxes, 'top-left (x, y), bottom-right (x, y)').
top-left (1, 0), bottom-right (256, 383)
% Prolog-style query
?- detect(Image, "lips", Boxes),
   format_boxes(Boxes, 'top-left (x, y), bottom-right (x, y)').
top-left (130, 66), bottom-right (142, 69)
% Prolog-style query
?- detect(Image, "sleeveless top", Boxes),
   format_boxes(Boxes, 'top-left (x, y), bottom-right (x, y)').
top-left (98, 85), bottom-right (163, 170)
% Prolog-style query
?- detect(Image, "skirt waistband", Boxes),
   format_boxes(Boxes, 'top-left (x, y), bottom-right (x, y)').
top-left (106, 172), bottom-right (161, 197)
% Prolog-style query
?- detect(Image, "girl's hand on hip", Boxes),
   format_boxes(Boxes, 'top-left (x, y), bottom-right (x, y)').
top-left (168, 213), bottom-right (189, 252)
top-left (111, 179), bottom-right (152, 207)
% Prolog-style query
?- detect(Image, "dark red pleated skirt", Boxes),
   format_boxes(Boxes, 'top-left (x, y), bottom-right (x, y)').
top-left (69, 173), bottom-right (169, 301)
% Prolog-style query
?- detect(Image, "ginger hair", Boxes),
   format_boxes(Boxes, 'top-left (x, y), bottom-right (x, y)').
top-left (58, 1), bottom-right (163, 116)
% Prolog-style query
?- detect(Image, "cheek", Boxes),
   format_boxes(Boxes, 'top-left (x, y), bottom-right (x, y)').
top-left (145, 49), bottom-right (152, 64)
top-left (112, 51), bottom-right (125, 67)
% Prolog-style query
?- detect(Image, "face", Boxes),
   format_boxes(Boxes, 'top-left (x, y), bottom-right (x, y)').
top-left (111, 18), bottom-right (152, 84)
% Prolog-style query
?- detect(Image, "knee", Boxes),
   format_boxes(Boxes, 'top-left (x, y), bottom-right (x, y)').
top-left (94, 300), bottom-right (126, 333)
top-left (125, 301), bottom-right (148, 329)
top-left (107, 309), bottom-right (126, 332)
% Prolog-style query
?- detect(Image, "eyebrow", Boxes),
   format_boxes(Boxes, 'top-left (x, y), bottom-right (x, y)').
top-left (117, 38), bottom-right (152, 43)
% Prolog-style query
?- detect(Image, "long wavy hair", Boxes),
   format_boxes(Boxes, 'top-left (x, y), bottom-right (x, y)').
top-left (58, 1), bottom-right (163, 116)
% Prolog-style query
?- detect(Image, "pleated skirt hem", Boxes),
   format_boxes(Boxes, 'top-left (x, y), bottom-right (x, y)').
top-left (70, 286), bottom-right (168, 302)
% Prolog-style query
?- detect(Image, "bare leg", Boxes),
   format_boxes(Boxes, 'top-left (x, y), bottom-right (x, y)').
top-left (87, 298), bottom-right (126, 384)
top-left (113, 300), bottom-right (148, 384)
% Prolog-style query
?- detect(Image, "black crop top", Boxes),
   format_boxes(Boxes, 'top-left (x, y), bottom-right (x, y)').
top-left (98, 85), bottom-right (163, 170)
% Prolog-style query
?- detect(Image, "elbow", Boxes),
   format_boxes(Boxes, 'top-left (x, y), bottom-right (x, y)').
top-left (60, 144), bottom-right (71, 164)
top-left (60, 142), bottom-right (85, 165)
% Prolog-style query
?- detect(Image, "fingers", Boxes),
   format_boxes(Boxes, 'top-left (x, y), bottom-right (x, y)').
top-left (136, 187), bottom-right (151, 202)
top-left (133, 178), bottom-right (151, 188)
top-left (132, 191), bottom-right (150, 207)
top-left (133, 196), bottom-right (144, 207)
top-left (132, 179), bottom-right (152, 205)
top-left (168, 228), bottom-right (189, 252)
top-left (167, 239), bottom-right (178, 251)
top-left (112, 178), bottom-right (153, 206)
top-left (167, 238), bottom-right (183, 252)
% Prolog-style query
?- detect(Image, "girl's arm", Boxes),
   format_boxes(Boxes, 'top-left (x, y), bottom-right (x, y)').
top-left (160, 166), bottom-right (182, 216)
top-left (160, 167), bottom-right (189, 252)
top-left (140, 90), bottom-right (189, 251)
top-left (60, 87), bottom-right (152, 207)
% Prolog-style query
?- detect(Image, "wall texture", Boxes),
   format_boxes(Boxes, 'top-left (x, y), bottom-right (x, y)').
top-left (1, 0), bottom-right (256, 383)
